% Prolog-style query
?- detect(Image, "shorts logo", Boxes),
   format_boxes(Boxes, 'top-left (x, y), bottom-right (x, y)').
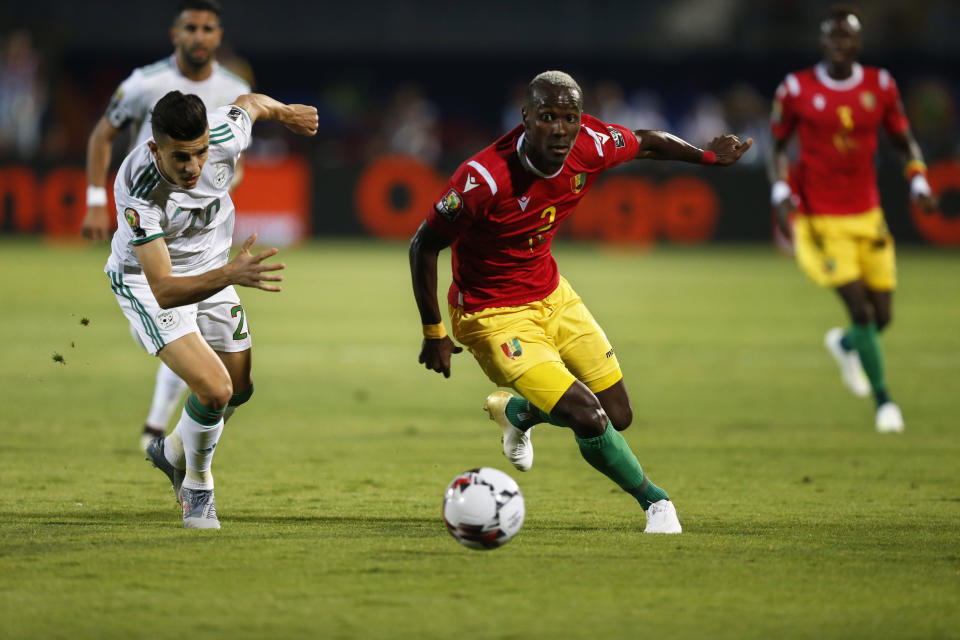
top-left (570, 172), bottom-right (586, 194)
top-left (227, 106), bottom-right (243, 122)
top-left (606, 126), bottom-right (626, 148)
top-left (155, 309), bottom-right (180, 331)
top-left (500, 337), bottom-right (523, 360)
top-left (124, 207), bottom-right (146, 238)
top-left (214, 163), bottom-right (229, 189)
top-left (436, 188), bottom-right (463, 222)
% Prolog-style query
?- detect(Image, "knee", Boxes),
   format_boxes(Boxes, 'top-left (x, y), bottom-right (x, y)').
top-left (848, 304), bottom-right (872, 326)
top-left (608, 405), bottom-right (634, 431)
top-left (875, 309), bottom-right (892, 332)
top-left (193, 376), bottom-right (233, 411)
top-left (556, 404), bottom-right (609, 438)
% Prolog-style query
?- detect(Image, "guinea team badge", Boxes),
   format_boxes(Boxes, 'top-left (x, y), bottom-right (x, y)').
top-left (124, 207), bottom-right (146, 238)
top-left (500, 338), bottom-right (523, 360)
top-left (155, 309), bottom-right (180, 331)
top-left (570, 172), bottom-right (586, 194)
top-left (860, 91), bottom-right (876, 111)
top-left (435, 188), bottom-right (463, 222)
top-left (214, 163), bottom-right (229, 189)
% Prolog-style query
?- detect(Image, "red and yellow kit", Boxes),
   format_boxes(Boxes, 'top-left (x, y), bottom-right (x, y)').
top-left (426, 113), bottom-right (639, 312)
top-left (771, 62), bottom-right (909, 216)
top-left (426, 114), bottom-right (640, 411)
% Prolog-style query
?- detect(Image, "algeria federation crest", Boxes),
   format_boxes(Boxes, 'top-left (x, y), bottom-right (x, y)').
top-left (214, 163), bottom-right (230, 189)
top-left (570, 172), bottom-right (586, 194)
top-left (500, 337), bottom-right (523, 360)
top-left (155, 309), bottom-right (180, 331)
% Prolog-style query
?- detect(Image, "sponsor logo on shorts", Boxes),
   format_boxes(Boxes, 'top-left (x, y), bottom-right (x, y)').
top-left (155, 309), bottom-right (180, 331)
top-left (227, 106), bottom-right (244, 122)
top-left (501, 337), bottom-right (523, 360)
top-left (124, 207), bottom-right (146, 238)
top-left (214, 163), bottom-right (229, 189)
top-left (436, 188), bottom-right (463, 222)
top-left (570, 172), bottom-right (586, 194)
top-left (606, 126), bottom-right (626, 148)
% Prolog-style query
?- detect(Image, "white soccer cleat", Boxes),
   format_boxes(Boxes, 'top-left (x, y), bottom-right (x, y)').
top-left (875, 402), bottom-right (905, 434)
top-left (483, 391), bottom-right (534, 472)
top-left (824, 327), bottom-right (871, 398)
top-left (180, 487), bottom-right (220, 529)
top-left (643, 499), bottom-right (682, 534)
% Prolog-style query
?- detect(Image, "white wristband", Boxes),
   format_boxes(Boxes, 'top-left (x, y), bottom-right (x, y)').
top-left (910, 174), bottom-right (931, 199)
top-left (771, 180), bottom-right (792, 206)
top-left (86, 185), bottom-right (108, 207)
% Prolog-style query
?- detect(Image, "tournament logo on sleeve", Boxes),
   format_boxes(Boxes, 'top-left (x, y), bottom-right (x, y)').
top-left (771, 100), bottom-right (783, 124)
top-left (606, 126), bottom-right (626, 148)
top-left (570, 172), bottom-right (586, 194)
top-left (435, 188), bottom-right (463, 222)
top-left (227, 106), bottom-right (244, 122)
top-left (500, 338), bottom-right (523, 360)
top-left (124, 207), bottom-right (146, 238)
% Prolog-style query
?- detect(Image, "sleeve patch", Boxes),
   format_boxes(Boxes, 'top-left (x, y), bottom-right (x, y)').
top-left (106, 88), bottom-right (131, 128)
top-left (227, 106), bottom-right (244, 122)
top-left (435, 189), bottom-right (463, 222)
top-left (124, 207), bottom-right (146, 238)
top-left (606, 126), bottom-right (626, 148)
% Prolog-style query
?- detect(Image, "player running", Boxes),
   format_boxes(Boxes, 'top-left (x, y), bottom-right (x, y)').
top-left (82, 0), bottom-right (250, 451)
top-left (106, 90), bottom-right (317, 528)
top-left (410, 71), bottom-right (752, 534)
top-left (768, 5), bottom-right (937, 433)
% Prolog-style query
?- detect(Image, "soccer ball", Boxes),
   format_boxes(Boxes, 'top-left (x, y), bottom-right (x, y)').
top-left (442, 467), bottom-right (525, 550)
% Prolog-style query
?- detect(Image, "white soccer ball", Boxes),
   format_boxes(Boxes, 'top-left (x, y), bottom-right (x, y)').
top-left (442, 467), bottom-right (525, 550)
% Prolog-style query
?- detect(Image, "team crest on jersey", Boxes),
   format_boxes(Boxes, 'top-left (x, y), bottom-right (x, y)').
top-left (214, 163), bottom-right (230, 189)
top-left (860, 91), bottom-right (876, 111)
top-left (155, 309), bottom-right (180, 331)
top-left (606, 126), bottom-right (626, 148)
top-left (436, 188), bottom-right (463, 222)
top-left (500, 338), bottom-right (523, 360)
top-left (124, 207), bottom-right (146, 238)
top-left (570, 172), bottom-right (586, 194)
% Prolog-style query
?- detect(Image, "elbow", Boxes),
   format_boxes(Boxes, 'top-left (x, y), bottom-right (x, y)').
top-left (150, 283), bottom-right (177, 310)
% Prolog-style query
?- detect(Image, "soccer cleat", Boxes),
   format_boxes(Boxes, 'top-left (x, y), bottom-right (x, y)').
top-left (140, 425), bottom-right (165, 452)
top-left (875, 402), bottom-right (905, 434)
top-left (824, 327), bottom-right (871, 398)
top-left (144, 437), bottom-right (184, 504)
top-left (643, 499), bottom-right (682, 534)
top-left (179, 487), bottom-right (220, 529)
top-left (483, 391), bottom-right (534, 472)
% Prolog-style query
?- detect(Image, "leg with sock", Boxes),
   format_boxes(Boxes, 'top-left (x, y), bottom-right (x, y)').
top-left (140, 361), bottom-right (189, 450)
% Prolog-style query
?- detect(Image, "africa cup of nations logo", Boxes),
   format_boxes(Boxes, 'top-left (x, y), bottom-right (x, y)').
top-left (435, 188), bottom-right (463, 222)
top-left (124, 207), bottom-right (146, 238)
top-left (501, 337), bottom-right (523, 360)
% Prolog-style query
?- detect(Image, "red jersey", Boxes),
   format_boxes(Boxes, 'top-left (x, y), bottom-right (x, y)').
top-left (771, 62), bottom-right (910, 215)
top-left (426, 113), bottom-right (639, 312)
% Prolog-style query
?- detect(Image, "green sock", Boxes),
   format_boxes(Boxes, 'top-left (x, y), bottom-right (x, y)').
top-left (506, 397), bottom-right (565, 431)
top-left (575, 422), bottom-right (669, 510)
top-left (847, 322), bottom-right (890, 406)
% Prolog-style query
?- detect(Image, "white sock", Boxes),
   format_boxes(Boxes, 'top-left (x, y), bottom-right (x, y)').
top-left (163, 424), bottom-right (186, 470)
top-left (177, 408), bottom-right (224, 491)
top-left (146, 362), bottom-right (189, 430)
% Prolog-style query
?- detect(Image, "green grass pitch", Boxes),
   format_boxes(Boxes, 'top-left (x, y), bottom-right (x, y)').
top-left (1, 238), bottom-right (958, 639)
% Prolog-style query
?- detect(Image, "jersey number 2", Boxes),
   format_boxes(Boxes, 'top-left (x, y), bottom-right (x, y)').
top-left (231, 305), bottom-right (248, 340)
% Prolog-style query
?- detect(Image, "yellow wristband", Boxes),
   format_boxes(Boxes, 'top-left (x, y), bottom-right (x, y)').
top-left (904, 159), bottom-right (927, 180)
top-left (422, 323), bottom-right (447, 339)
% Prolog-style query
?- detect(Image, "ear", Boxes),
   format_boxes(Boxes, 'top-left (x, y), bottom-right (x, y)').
top-left (147, 140), bottom-right (159, 159)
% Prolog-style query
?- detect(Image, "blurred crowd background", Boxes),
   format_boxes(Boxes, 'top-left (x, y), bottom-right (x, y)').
top-left (1, 0), bottom-right (957, 242)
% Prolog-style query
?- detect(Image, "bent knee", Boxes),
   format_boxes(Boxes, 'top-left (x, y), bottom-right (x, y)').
top-left (609, 406), bottom-right (634, 431)
top-left (194, 378), bottom-right (233, 411)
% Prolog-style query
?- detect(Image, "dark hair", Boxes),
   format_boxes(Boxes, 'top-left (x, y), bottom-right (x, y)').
top-left (151, 91), bottom-right (208, 142)
top-left (823, 4), bottom-right (863, 29)
top-left (175, 0), bottom-right (222, 18)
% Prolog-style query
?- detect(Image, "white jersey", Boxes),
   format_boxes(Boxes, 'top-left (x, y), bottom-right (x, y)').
top-left (106, 105), bottom-right (253, 277)
top-left (105, 55), bottom-right (250, 147)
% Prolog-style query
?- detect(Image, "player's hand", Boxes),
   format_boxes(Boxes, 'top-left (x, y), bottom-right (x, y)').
top-left (418, 336), bottom-right (462, 378)
top-left (228, 233), bottom-right (285, 291)
top-left (707, 135), bottom-right (753, 166)
top-left (81, 205), bottom-right (111, 241)
top-left (912, 192), bottom-right (938, 214)
top-left (283, 104), bottom-right (319, 137)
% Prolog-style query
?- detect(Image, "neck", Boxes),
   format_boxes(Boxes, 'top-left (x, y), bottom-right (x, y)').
top-left (175, 51), bottom-right (213, 81)
top-left (825, 61), bottom-right (854, 80)
top-left (520, 139), bottom-right (561, 177)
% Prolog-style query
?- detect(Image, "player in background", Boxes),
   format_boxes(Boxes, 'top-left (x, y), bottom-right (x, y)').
top-left (108, 91), bottom-right (317, 528)
top-left (81, 0), bottom-right (250, 451)
top-left (768, 4), bottom-right (937, 433)
top-left (410, 71), bottom-right (752, 534)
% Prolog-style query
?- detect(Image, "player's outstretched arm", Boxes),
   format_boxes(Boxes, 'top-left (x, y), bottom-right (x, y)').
top-left (409, 221), bottom-right (461, 378)
top-left (135, 233), bottom-right (284, 309)
top-left (82, 116), bottom-right (122, 241)
top-left (767, 137), bottom-right (796, 234)
top-left (633, 130), bottom-right (753, 166)
top-left (231, 93), bottom-right (318, 136)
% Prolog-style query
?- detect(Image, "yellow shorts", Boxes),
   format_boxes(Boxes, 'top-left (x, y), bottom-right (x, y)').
top-left (793, 207), bottom-right (896, 291)
top-left (450, 277), bottom-right (622, 413)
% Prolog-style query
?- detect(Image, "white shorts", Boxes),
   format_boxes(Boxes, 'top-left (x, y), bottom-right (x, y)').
top-left (107, 269), bottom-right (252, 356)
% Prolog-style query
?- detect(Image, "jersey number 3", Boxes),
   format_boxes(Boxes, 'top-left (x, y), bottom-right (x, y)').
top-left (528, 206), bottom-right (557, 252)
